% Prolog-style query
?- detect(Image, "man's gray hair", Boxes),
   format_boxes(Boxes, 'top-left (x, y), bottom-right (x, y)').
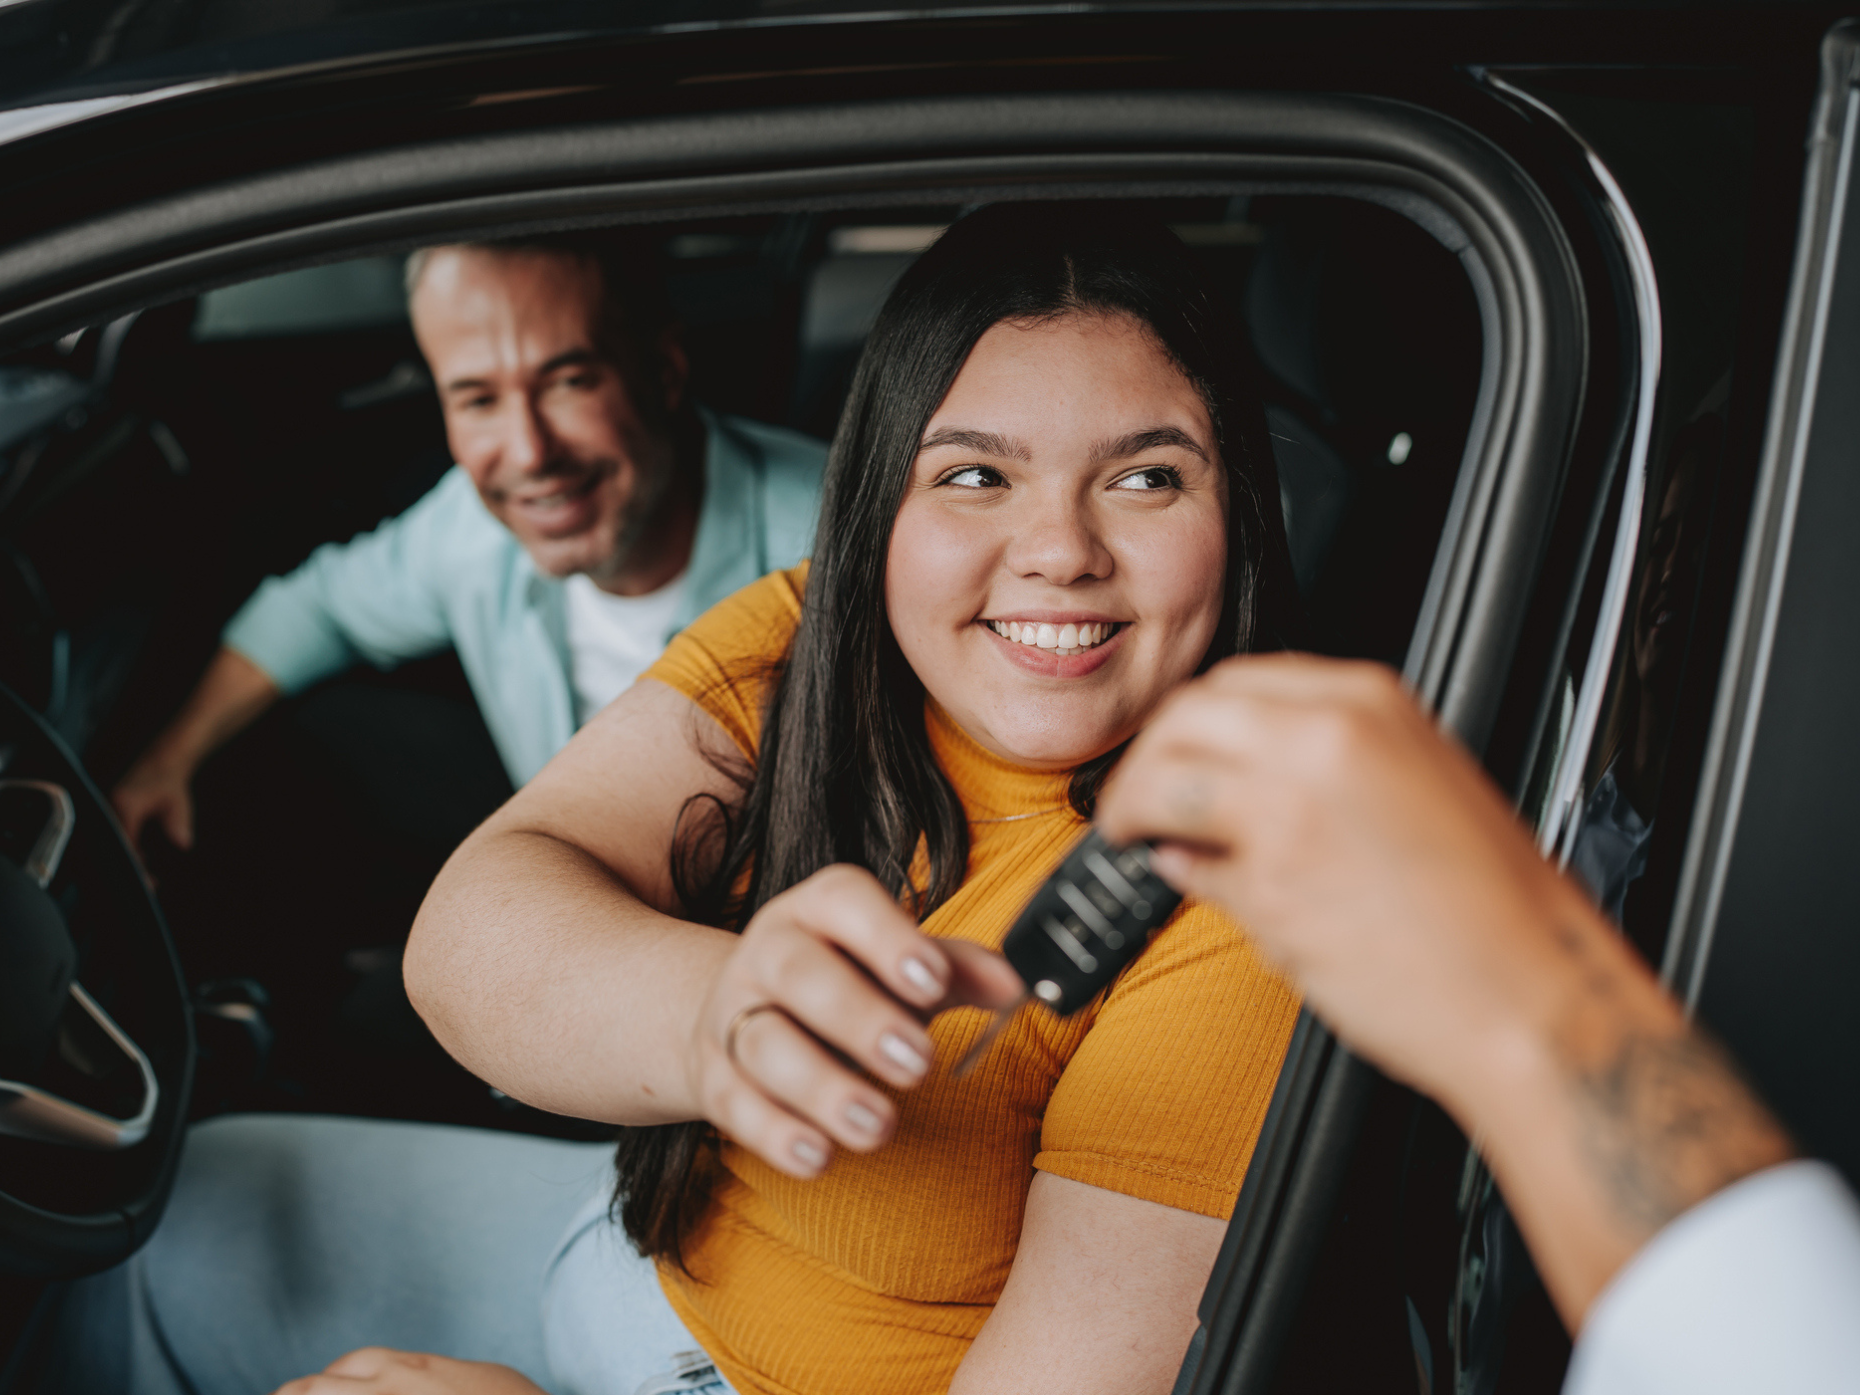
top-left (401, 232), bottom-right (676, 375)
top-left (403, 231), bottom-right (679, 427)
top-left (403, 246), bottom-right (436, 299)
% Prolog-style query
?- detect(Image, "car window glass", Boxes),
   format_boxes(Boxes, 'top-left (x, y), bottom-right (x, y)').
top-left (192, 257), bottom-right (409, 339)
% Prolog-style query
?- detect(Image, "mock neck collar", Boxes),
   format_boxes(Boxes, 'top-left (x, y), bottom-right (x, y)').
top-left (924, 698), bottom-right (1077, 824)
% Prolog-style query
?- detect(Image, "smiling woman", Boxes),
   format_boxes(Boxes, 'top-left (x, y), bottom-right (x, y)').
top-left (891, 313), bottom-right (1231, 762)
top-left (420, 203), bottom-right (1303, 1395)
top-left (40, 204), bottom-right (1305, 1395)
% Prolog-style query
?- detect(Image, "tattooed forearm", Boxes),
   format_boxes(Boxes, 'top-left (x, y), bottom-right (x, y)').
top-left (1565, 1026), bottom-right (1794, 1234)
top-left (1540, 915), bottom-right (1794, 1235)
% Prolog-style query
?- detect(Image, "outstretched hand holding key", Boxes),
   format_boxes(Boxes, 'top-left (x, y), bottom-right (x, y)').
top-left (1094, 652), bottom-right (1797, 1337)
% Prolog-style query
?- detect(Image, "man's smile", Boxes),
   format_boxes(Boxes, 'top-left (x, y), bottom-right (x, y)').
top-left (499, 467), bottom-right (610, 537)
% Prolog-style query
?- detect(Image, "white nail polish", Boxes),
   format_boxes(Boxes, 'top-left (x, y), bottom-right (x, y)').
top-left (900, 956), bottom-right (941, 998)
top-left (845, 1100), bottom-right (883, 1135)
top-left (792, 1138), bottom-right (828, 1170)
top-left (880, 1032), bottom-right (929, 1077)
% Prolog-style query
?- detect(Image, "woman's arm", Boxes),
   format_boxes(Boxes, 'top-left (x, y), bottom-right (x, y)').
top-left (951, 1173), bottom-right (1223, 1395)
top-left (406, 676), bottom-right (1020, 1173)
top-left (406, 677), bottom-right (740, 1124)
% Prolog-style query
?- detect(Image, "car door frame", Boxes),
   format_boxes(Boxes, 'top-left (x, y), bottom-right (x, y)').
top-left (0, 82), bottom-right (1602, 1389)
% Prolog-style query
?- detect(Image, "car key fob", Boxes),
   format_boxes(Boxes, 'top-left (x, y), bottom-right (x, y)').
top-left (1002, 829), bottom-right (1183, 1013)
top-left (954, 830), bottom-right (1183, 1076)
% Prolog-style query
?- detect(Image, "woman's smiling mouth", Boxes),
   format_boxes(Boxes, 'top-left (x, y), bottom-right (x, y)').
top-left (978, 617), bottom-right (1129, 679)
top-left (985, 618), bottom-right (1123, 656)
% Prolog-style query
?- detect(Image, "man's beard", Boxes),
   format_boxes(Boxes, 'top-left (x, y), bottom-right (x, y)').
top-left (585, 450), bottom-right (681, 583)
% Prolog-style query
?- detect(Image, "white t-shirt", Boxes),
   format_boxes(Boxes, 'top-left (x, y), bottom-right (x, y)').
top-left (563, 570), bottom-right (690, 725)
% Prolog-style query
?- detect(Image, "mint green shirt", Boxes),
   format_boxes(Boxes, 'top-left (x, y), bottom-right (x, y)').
top-left (222, 409), bottom-right (825, 785)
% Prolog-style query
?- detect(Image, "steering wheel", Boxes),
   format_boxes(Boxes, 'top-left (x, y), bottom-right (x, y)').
top-left (0, 680), bottom-right (193, 1280)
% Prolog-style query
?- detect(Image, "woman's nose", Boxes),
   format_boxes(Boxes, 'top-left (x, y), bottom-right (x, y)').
top-left (1004, 497), bottom-right (1113, 585)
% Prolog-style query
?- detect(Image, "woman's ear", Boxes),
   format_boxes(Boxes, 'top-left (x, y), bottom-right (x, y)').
top-left (659, 326), bottom-right (691, 414)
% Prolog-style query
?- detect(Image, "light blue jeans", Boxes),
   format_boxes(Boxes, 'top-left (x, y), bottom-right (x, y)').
top-left (34, 1114), bottom-right (735, 1395)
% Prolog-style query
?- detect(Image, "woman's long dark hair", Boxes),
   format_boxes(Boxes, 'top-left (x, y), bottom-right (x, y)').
top-left (615, 202), bottom-right (1303, 1269)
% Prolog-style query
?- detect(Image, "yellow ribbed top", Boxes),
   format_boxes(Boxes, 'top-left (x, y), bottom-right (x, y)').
top-left (642, 565), bottom-right (1301, 1395)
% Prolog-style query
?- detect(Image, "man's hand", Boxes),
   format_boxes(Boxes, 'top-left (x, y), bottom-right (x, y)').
top-left (111, 756), bottom-right (196, 851)
top-left (108, 645), bottom-right (281, 853)
top-left (1097, 653), bottom-right (1586, 1107)
top-left (1097, 653), bottom-right (1794, 1327)
top-left (273, 1348), bottom-right (545, 1395)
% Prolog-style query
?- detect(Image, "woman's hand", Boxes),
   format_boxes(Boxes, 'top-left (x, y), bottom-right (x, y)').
top-left (691, 863), bottom-right (1024, 1178)
top-left (273, 1348), bottom-right (543, 1394)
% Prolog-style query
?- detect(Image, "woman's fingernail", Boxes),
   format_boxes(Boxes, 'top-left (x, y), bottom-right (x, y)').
top-left (900, 956), bottom-right (942, 999)
top-left (879, 1032), bottom-right (929, 1078)
top-left (792, 1138), bottom-right (828, 1171)
top-left (844, 1100), bottom-right (884, 1136)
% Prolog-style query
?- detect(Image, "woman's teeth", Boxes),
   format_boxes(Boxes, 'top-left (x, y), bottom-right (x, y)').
top-left (987, 620), bottom-right (1118, 656)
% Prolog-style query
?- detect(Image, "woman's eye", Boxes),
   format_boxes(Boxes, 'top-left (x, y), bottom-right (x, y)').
top-left (941, 465), bottom-right (1006, 489)
top-left (1113, 466), bottom-right (1183, 492)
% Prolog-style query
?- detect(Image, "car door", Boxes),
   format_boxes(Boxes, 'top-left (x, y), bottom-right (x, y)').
top-left (0, 75), bottom-right (1595, 1395)
top-left (0, 8), bottom-right (1823, 1392)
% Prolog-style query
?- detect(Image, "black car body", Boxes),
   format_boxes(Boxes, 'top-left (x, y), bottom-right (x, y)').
top-left (3, 4), bottom-right (1859, 1392)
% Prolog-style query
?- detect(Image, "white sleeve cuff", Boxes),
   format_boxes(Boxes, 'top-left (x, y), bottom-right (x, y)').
top-left (1565, 1159), bottom-right (1860, 1395)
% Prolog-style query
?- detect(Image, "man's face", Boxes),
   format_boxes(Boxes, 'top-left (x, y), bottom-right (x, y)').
top-left (411, 247), bottom-right (685, 584)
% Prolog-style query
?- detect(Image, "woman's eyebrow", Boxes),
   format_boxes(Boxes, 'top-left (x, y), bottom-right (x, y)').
top-left (918, 427), bottom-right (1033, 460)
top-left (1093, 427), bottom-right (1210, 462)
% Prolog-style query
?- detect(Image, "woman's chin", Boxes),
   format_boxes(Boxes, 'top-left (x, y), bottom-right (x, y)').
top-left (969, 722), bottom-right (1132, 772)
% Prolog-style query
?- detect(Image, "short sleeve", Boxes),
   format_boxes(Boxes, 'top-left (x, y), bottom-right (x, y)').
top-left (1033, 904), bottom-right (1301, 1219)
top-left (222, 467), bottom-right (478, 692)
top-left (642, 563), bottom-right (808, 759)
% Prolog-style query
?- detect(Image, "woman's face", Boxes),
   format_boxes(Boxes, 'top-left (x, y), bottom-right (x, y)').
top-left (885, 310), bottom-right (1228, 770)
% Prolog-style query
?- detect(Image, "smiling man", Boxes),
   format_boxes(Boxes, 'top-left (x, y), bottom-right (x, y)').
top-left (112, 234), bottom-right (826, 850)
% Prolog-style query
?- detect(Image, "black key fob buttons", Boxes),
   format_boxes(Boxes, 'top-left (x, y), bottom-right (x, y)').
top-left (1001, 830), bottom-right (1185, 1016)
